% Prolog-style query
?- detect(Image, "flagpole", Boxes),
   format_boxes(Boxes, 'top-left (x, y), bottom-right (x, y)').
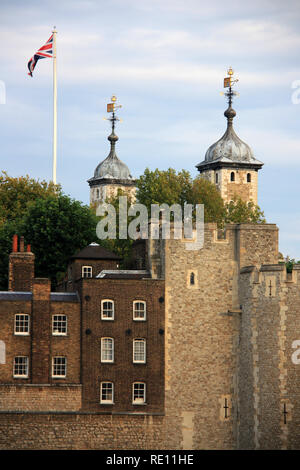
top-left (52, 26), bottom-right (57, 185)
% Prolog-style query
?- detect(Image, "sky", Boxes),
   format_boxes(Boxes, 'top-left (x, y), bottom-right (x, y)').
top-left (1, 0), bottom-right (300, 258)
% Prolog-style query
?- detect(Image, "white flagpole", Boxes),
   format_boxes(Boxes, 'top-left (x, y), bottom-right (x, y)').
top-left (52, 26), bottom-right (57, 185)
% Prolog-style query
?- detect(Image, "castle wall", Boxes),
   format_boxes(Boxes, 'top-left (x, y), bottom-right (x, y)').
top-left (239, 264), bottom-right (300, 449)
top-left (0, 414), bottom-right (167, 450)
top-left (162, 225), bottom-right (238, 449)
top-left (0, 385), bottom-right (82, 412)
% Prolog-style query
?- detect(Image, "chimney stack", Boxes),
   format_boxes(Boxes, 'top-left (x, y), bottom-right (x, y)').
top-left (8, 235), bottom-right (35, 291)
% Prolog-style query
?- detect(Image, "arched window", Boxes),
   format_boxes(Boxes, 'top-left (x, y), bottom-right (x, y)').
top-left (101, 300), bottom-right (114, 320)
top-left (190, 272), bottom-right (195, 285)
top-left (230, 172), bottom-right (235, 182)
top-left (133, 301), bottom-right (146, 321)
top-left (247, 173), bottom-right (251, 183)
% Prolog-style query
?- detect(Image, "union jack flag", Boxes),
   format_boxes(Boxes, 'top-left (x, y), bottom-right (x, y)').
top-left (27, 33), bottom-right (53, 77)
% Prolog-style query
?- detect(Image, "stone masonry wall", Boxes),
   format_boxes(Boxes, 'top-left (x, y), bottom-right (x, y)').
top-left (0, 413), bottom-right (167, 450)
top-left (239, 264), bottom-right (300, 449)
top-left (0, 385), bottom-right (82, 412)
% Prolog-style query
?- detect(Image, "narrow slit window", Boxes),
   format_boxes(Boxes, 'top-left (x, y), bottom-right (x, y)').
top-left (230, 172), bottom-right (235, 182)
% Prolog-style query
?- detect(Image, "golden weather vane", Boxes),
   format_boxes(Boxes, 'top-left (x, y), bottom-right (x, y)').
top-left (103, 95), bottom-right (123, 129)
top-left (220, 67), bottom-right (239, 107)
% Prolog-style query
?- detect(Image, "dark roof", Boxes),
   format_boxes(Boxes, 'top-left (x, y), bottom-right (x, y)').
top-left (70, 243), bottom-right (122, 261)
top-left (0, 292), bottom-right (79, 302)
top-left (50, 293), bottom-right (79, 302)
top-left (0, 292), bottom-right (32, 301)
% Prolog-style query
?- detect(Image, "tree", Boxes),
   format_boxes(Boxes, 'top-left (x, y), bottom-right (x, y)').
top-left (224, 195), bottom-right (266, 224)
top-left (0, 171), bottom-right (60, 225)
top-left (191, 177), bottom-right (225, 226)
top-left (19, 195), bottom-right (99, 287)
top-left (96, 189), bottom-right (135, 266)
top-left (136, 168), bottom-right (225, 224)
top-left (136, 168), bottom-right (193, 211)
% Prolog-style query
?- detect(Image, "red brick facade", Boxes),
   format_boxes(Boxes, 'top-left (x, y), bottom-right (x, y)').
top-left (0, 237), bottom-right (165, 417)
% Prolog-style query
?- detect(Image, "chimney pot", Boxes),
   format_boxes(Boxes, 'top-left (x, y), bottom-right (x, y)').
top-left (26, 244), bottom-right (31, 252)
top-left (12, 234), bottom-right (18, 253)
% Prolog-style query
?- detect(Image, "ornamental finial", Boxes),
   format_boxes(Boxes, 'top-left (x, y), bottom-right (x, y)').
top-left (105, 95), bottom-right (122, 134)
top-left (222, 67), bottom-right (239, 107)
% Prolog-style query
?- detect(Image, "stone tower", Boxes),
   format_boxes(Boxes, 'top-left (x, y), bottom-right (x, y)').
top-left (196, 68), bottom-right (263, 205)
top-left (87, 96), bottom-right (136, 208)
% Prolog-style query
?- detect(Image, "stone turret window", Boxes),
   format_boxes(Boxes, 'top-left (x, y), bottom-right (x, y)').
top-left (187, 269), bottom-right (198, 288)
top-left (215, 173), bottom-right (218, 184)
top-left (247, 173), bottom-right (251, 183)
top-left (230, 172), bottom-right (235, 182)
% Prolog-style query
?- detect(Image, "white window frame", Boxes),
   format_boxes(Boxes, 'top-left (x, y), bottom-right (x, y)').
top-left (13, 356), bottom-right (29, 378)
top-left (133, 339), bottom-right (146, 364)
top-left (133, 301), bottom-right (146, 321)
top-left (101, 300), bottom-right (114, 320)
top-left (100, 381), bottom-right (114, 404)
top-left (101, 337), bottom-right (114, 363)
top-left (82, 265), bottom-right (92, 278)
top-left (132, 382), bottom-right (146, 404)
top-left (52, 356), bottom-right (67, 378)
top-left (14, 314), bottom-right (30, 335)
top-left (52, 315), bottom-right (67, 336)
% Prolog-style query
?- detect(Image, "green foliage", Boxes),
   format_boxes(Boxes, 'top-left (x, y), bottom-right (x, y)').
top-left (97, 189), bottom-right (134, 267)
top-left (0, 171), bottom-right (61, 225)
top-left (224, 195), bottom-right (266, 224)
top-left (19, 195), bottom-right (99, 287)
top-left (136, 168), bottom-right (193, 211)
top-left (191, 177), bottom-right (225, 226)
